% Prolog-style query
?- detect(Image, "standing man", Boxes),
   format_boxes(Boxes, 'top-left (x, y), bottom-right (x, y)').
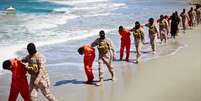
top-left (170, 12), bottom-right (180, 39)
top-left (91, 30), bottom-right (115, 86)
top-left (78, 44), bottom-right (95, 84)
top-left (131, 21), bottom-right (145, 64)
top-left (158, 15), bottom-right (168, 44)
top-left (180, 9), bottom-right (188, 31)
top-left (145, 18), bottom-right (158, 53)
top-left (22, 43), bottom-right (57, 101)
top-left (188, 7), bottom-right (196, 28)
top-left (195, 5), bottom-right (201, 25)
top-left (164, 15), bottom-right (170, 36)
top-left (118, 26), bottom-right (131, 61)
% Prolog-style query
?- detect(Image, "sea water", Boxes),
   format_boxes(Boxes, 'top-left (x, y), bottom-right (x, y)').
top-left (0, 0), bottom-right (189, 75)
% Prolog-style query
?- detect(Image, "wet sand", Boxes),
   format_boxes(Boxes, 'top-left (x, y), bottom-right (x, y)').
top-left (0, 25), bottom-right (200, 101)
top-left (114, 26), bottom-right (201, 101)
top-left (38, 25), bottom-right (201, 101)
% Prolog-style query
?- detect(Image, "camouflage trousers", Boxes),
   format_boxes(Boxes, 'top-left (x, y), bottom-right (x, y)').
top-left (98, 52), bottom-right (114, 80)
top-left (149, 34), bottom-right (157, 51)
top-left (30, 78), bottom-right (57, 101)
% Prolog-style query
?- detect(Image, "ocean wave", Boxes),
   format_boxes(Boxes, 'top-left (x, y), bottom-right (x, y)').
top-left (50, 0), bottom-right (127, 16)
top-left (48, 62), bottom-right (83, 67)
top-left (166, 44), bottom-right (188, 56)
top-left (72, 3), bottom-right (127, 11)
top-left (35, 28), bottom-right (115, 47)
top-left (49, 0), bottom-right (108, 6)
top-left (0, 28), bottom-right (115, 73)
top-left (0, 44), bottom-right (27, 72)
top-left (70, 2), bottom-right (127, 17)
top-left (52, 7), bottom-right (72, 13)
top-left (83, 13), bottom-right (111, 17)
top-left (22, 14), bottom-right (78, 32)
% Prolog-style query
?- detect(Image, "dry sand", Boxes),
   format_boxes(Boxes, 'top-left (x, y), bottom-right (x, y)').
top-left (0, 25), bottom-right (200, 101)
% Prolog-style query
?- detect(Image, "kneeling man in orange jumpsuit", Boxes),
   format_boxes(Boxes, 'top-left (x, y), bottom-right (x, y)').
top-left (118, 26), bottom-right (131, 61)
top-left (2, 58), bottom-right (30, 101)
top-left (78, 44), bottom-right (95, 84)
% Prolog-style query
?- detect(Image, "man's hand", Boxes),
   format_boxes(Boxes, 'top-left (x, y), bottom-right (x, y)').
top-left (25, 73), bottom-right (29, 77)
top-left (22, 63), bottom-right (29, 69)
top-left (34, 79), bottom-right (39, 86)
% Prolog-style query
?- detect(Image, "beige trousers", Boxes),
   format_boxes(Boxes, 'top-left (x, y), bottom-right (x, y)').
top-left (98, 51), bottom-right (114, 80)
top-left (30, 78), bottom-right (57, 101)
top-left (149, 34), bottom-right (157, 51)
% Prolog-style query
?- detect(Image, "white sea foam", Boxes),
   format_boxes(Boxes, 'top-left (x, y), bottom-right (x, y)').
top-left (48, 62), bottom-right (83, 67)
top-left (73, 3), bottom-right (126, 10)
top-left (0, 44), bottom-right (27, 73)
top-left (0, 26), bottom-right (115, 74)
top-left (166, 44), bottom-right (188, 56)
top-left (143, 43), bottom-right (188, 63)
top-left (72, 3), bottom-right (127, 11)
top-left (50, 0), bottom-right (127, 17)
top-left (71, 2), bottom-right (127, 17)
top-left (83, 13), bottom-right (111, 17)
top-left (52, 7), bottom-right (72, 14)
top-left (35, 28), bottom-right (115, 47)
top-left (49, 0), bottom-right (108, 6)
top-left (23, 14), bottom-right (78, 33)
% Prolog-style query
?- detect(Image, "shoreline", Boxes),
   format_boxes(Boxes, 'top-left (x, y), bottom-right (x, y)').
top-left (0, 0), bottom-right (200, 101)
top-left (115, 25), bottom-right (201, 101)
top-left (0, 0), bottom-right (190, 72)
top-left (0, 25), bottom-right (200, 101)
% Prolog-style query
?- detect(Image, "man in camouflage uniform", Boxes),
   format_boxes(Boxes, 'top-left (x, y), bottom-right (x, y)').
top-left (22, 43), bottom-right (57, 101)
top-left (91, 30), bottom-right (115, 86)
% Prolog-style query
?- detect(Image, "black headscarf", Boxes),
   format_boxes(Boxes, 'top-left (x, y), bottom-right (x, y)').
top-left (27, 43), bottom-right (37, 56)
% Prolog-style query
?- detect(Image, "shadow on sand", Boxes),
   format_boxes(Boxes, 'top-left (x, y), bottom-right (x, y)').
top-left (54, 79), bottom-right (85, 86)
top-left (54, 79), bottom-right (113, 86)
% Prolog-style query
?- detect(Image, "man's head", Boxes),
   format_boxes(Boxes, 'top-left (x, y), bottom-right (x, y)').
top-left (78, 47), bottom-right (84, 55)
top-left (135, 21), bottom-right (140, 29)
top-left (27, 43), bottom-right (37, 56)
top-left (196, 5), bottom-right (199, 9)
top-left (119, 26), bottom-right (124, 32)
top-left (149, 18), bottom-right (154, 25)
top-left (164, 15), bottom-right (168, 19)
top-left (99, 30), bottom-right (105, 39)
top-left (175, 11), bottom-right (178, 15)
top-left (2, 60), bottom-right (11, 70)
top-left (160, 15), bottom-right (164, 20)
top-left (190, 7), bottom-right (193, 11)
top-left (183, 9), bottom-right (186, 13)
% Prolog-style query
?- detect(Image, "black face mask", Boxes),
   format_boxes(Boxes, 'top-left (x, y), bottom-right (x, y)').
top-left (28, 48), bottom-right (36, 55)
top-left (27, 43), bottom-right (37, 56)
top-left (135, 25), bottom-right (140, 29)
top-left (100, 34), bottom-right (105, 39)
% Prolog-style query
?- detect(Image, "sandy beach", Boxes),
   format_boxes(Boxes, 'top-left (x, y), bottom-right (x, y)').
top-left (0, 0), bottom-right (200, 101)
top-left (0, 25), bottom-right (200, 101)
top-left (53, 25), bottom-right (201, 101)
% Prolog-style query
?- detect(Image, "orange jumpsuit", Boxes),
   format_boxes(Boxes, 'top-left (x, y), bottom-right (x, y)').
top-left (9, 58), bottom-right (30, 101)
top-left (119, 28), bottom-right (131, 60)
top-left (82, 45), bottom-right (95, 82)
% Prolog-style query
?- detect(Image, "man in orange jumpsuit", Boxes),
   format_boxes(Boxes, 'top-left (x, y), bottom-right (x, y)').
top-left (2, 58), bottom-right (30, 101)
top-left (78, 44), bottom-right (95, 84)
top-left (118, 26), bottom-right (131, 61)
